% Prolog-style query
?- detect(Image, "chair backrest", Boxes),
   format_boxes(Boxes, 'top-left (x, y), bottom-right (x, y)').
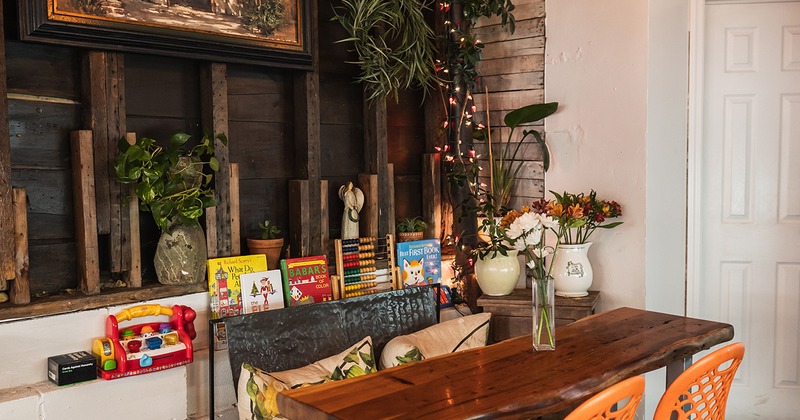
top-left (654, 342), bottom-right (745, 420)
top-left (564, 376), bottom-right (645, 420)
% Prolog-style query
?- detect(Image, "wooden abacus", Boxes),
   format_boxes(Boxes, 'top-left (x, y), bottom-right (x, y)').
top-left (331, 235), bottom-right (400, 299)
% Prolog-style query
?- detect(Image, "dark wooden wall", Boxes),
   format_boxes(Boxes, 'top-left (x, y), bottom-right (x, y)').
top-left (2, 0), bottom-right (426, 297)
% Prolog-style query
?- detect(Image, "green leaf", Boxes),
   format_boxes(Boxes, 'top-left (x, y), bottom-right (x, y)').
top-left (209, 156), bottom-right (219, 172)
top-left (169, 131), bottom-right (191, 149)
top-left (598, 221), bottom-right (624, 229)
top-left (504, 102), bottom-right (559, 129)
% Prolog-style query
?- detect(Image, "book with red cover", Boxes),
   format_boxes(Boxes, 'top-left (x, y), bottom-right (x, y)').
top-left (280, 255), bottom-right (333, 306)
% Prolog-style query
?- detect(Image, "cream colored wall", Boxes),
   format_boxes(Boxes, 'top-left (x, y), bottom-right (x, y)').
top-left (545, 1), bottom-right (691, 416)
top-left (544, 0), bottom-right (649, 312)
top-left (0, 293), bottom-right (238, 420)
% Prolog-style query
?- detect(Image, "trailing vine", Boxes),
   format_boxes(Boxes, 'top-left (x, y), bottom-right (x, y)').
top-left (332, 0), bottom-right (440, 102)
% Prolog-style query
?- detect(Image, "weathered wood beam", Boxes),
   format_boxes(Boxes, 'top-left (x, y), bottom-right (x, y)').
top-left (0, 0), bottom-right (15, 281)
top-left (82, 51), bottom-right (130, 274)
top-left (122, 132), bottom-right (141, 288)
top-left (11, 188), bottom-right (30, 304)
top-left (70, 130), bottom-right (101, 295)
top-left (230, 163), bottom-right (241, 256)
top-left (357, 174), bottom-right (378, 239)
top-left (363, 96), bottom-right (391, 236)
top-left (387, 163), bottom-right (395, 238)
top-left (205, 206), bottom-right (218, 258)
top-left (289, 0), bottom-right (324, 255)
top-left (200, 63), bottom-right (233, 257)
top-left (422, 153), bottom-right (442, 240)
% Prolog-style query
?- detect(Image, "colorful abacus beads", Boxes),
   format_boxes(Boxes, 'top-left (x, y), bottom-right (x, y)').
top-left (344, 281), bottom-right (377, 292)
top-left (345, 288), bottom-right (378, 298)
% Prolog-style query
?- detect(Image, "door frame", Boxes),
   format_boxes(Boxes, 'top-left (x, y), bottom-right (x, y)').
top-left (686, 0), bottom-right (707, 319)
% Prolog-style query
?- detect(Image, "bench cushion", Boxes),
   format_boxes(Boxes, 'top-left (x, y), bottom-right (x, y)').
top-left (379, 312), bottom-right (491, 369)
top-left (237, 336), bottom-right (375, 420)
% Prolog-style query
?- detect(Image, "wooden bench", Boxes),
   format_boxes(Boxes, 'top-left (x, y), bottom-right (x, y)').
top-left (208, 286), bottom-right (439, 417)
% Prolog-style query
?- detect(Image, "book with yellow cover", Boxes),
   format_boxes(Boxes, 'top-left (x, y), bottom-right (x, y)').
top-left (207, 254), bottom-right (267, 349)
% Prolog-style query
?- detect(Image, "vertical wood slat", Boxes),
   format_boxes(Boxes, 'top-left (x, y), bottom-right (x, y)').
top-left (293, 72), bottom-right (322, 256)
top-left (0, 0), bottom-right (15, 280)
top-left (320, 180), bottom-right (329, 256)
top-left (70, 130), bottom-right (101, 295)
top-left (229, 163), bottom-right (241, 256)
top-left (201, 63), bottom-right (232, 257)
top-left (363, 96), bottom-right (391, 236)
top-left (122, 132), bottom-right (141, 288)
top-left (206, 206), bottom-right (218, 258)
top-left (107, 53), bottom-right (130, 273)
top-left (358, 174), bottom-right (379, 239)
top-left (422, 153), bottom-right (442, 240)
top-left (82, 52), bottom-right (110, 235)
top-left (288, 180), bottom-right (310, 257)
top-left (11, 188), bottom-right (30, 304)
top-left (387, 164), bottom-right (395, 238)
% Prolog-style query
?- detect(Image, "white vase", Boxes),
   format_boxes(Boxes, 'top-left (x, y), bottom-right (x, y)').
top-left (475, 249), bottom-right (520, 296)
top-left (552, 242), bottom-right (593, 297)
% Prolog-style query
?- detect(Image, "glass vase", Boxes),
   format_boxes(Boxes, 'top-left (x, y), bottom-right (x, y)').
top-left (532, 276), bottom-right (556, 351)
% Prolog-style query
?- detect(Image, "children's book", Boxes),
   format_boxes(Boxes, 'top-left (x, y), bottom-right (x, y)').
top-left (396, 239), bottom-right (441, 287)
top-left (241, 269), bottom-right (285, 313)
top-left (280, 256), bottom-right (333, 306)
top-left (207, 254), bottom-right (268, 349)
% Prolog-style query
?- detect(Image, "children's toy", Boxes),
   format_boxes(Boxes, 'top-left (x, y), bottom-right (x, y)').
top-left (92, 304), bottom-right (196, 380)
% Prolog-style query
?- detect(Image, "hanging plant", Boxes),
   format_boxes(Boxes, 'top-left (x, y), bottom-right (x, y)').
top-left (332, 0), bottom-right (440, 102)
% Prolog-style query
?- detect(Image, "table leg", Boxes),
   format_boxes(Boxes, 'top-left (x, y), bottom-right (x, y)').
top-left (666, 356), bottom-right (692, 387)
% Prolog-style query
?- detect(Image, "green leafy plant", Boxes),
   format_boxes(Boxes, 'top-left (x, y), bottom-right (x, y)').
top-left (258, 219), bottom-right (282, 240)
top-left (396, 217), bottom-right (428, 233)
top-left (241, 0), bottom-right (286, 35)
top-left (473, 102), bottom-right (559, 210)
top-left (332, 0), bottom-right (439, 102)
top-left (113, 131), bottom-right (226, 233)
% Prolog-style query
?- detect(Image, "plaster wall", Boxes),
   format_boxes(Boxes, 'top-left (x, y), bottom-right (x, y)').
top-left (544, 0), bottom-right (649, 312)
top-left (0, 293), bottom-right (238, 420)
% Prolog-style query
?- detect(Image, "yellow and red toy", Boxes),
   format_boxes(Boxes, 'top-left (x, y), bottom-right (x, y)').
top-left (92, 304), bottom-right (196, 380)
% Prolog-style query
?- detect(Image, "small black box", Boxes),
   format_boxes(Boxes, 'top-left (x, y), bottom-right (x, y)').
top-left (47, 351), bottom-right (97, 386)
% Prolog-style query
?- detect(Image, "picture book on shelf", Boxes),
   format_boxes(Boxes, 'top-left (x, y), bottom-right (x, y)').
top-left (207, 254), bottom-right (268, 349)
top-left (241, 269), bottom-right (285, 313)
top-left (280, 255), bottom-right (333, 306)
top-left (396, 239), bottom-right (441, 287)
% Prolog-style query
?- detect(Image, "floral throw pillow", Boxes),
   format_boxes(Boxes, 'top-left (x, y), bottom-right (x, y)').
top-left (237, 336), bottom-right (375, 420)
top-left (379, 313), bottom-right (491, 369)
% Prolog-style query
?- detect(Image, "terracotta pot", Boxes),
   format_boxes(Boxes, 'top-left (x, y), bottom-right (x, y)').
top-left (397, 231), bottom-right (424, 242)
top-left (247, 238), bottom-right (285, 270)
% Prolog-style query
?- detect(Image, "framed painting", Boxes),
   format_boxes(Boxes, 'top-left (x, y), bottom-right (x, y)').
top-left (17, 0), bottom-right (312, 69)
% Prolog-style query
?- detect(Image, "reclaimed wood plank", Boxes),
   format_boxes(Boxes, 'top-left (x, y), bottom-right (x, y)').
top-left (11, 188), bottom-right (31, 304)
top-left (6, 41), bottom-right (81, 100)
top-left (293, 71), bottom-right (323, 255)
top-left (471, 17), bottom-right (544, 44)
top-left (473, 0), bottom-right (544, 28)
top-left (422, 154), bottom-right (441, 240)
top-left (201, 63), bottom-right (233, 258)
top-left (70, 130), bottom-right (101, 295)
top-left (0, 282), bottom-right (207, 322)
top-left (480, 37), bottom-right (545, 60)
top-left (477, 55), bottom-right (544, 76)
top-left (205, 206), bottom-right (218, 258)
top-left (363, 95), bottom-right (390, 236)
top-left (358, 174), bottom-right (378, 239)
top-left (82, 52), bottom-right (111, 235)
top-left (108, 53), bottom-right (130, 273)
top-left (387, 163), bottom-right (395, 237)
top-left (122, 132), bottom-right (141, 288)
top-left (230, 163), bottom-right (241, 256)
top-left (288, 179), bottom-right (311, 257)
top-left (473, 89), bottom-right (544, 113)
top-left (480, 72), bottom-right (543, 93)
top-left (0, 1), bottom-right (14, 281)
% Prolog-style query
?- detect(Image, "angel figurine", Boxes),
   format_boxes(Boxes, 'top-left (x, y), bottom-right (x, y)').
top-left (339, 182), bottom-right (364, 240)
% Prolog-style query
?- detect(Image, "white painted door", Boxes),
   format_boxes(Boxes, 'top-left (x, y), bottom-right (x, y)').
top-left (700, 1), bottom-right (800, 418)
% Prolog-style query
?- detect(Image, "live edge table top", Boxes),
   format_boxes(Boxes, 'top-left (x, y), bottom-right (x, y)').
top-left (277, 307), bottom-right (734, 420)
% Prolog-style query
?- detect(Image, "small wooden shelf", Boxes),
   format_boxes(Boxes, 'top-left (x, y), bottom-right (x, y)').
top-left (477, 289), bottom-right (600, 343)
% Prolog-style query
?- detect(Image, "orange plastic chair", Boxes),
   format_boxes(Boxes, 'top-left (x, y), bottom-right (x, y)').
top-left (654, 342), bottom-right (745, 420)
top-left (564, 376), bottom-right (645, 420)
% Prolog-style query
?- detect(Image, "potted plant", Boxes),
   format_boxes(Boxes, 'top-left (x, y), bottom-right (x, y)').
top-left (114, 131), bottom-right (225, 285)
top-left (395, 217), bottom-right (427, 242)
top-left (246, 219), bottom-right (284, 270)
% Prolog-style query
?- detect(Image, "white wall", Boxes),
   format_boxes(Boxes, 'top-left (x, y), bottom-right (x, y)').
top-left (545, 0), bottom-right (649, 312)
top-left (0, 293), bottom-right (238, 420)
top-left (545, 0), bottom-right (690, 416)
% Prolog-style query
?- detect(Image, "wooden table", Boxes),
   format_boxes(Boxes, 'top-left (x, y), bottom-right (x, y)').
top-left (478, 290), bottom-right (600, 342)
top-left (277, 307), bottom-right (734, 419)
